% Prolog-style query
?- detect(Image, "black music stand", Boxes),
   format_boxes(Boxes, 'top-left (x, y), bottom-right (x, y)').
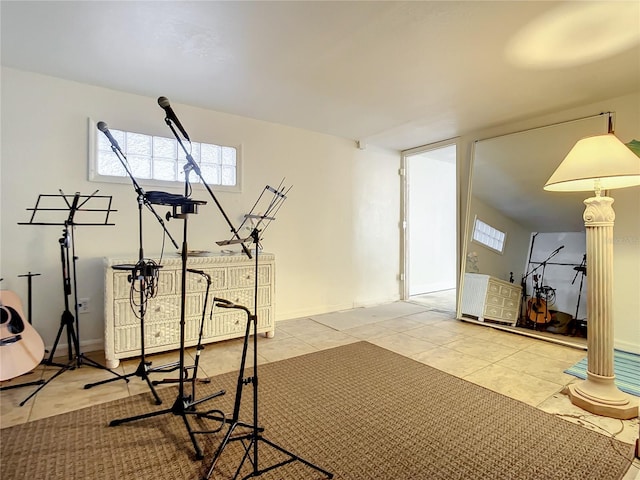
top-left (18, 191), bottom-right (127, 405)
top-left (202, 183), bottom-right (333, 480)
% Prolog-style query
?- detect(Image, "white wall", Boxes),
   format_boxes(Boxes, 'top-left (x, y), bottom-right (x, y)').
top-left (465, 196), bottom-right (531, 283)
top-left (0, 67), bottom-right (401, 352)
top-left (459, 91), bottom-right (640, 353)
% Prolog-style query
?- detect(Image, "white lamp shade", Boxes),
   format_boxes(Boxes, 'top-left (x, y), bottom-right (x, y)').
top-left (544, 133), bottom-right (640, 192)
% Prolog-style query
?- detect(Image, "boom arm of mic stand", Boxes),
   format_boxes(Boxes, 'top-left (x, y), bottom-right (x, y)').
top-left (165, 119), bottom-right (252, 259)
top-left (526, 247), bottom-right (563, 279)
top-left (109, 144), bottom-right (179, 249)
top-left (547, 249), bottom-right (561, 261)
top-left (571, 254), bottom-right (587, 285)
top-left (523, 262), bottom-right (545, 280)
top-left (141, 197), bottom-right (179, 249)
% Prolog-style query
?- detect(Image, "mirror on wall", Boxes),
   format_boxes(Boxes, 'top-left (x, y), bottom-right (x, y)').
top-left (457, 114), bottom-right (610, 345)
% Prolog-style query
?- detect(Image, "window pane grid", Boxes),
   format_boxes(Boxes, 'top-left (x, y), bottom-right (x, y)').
top-left (472, 218), bottom-right (506, 253)
top-left (96, 128), bottom-right (237, 187)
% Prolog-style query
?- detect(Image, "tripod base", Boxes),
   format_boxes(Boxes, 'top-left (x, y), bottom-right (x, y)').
top-left (19, 353), bottom-right (127, 406)
top-left (109, 388), bottom-right (226, 459)
top-left (205, 420), bottom-right (333, 480)
top-left (0, 378), bottom-right (45, 392)
top-left (84, 358), bottom-right (181, 405)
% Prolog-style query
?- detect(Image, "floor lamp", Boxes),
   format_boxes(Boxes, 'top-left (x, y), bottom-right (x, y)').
top-left (544, 132), bottom-right (640, 420)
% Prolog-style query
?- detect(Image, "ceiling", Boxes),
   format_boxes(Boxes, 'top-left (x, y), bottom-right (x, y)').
top-left (471, 114), bottom-right (611, 233)
top-left (2, 1), bottom-right (639, 151)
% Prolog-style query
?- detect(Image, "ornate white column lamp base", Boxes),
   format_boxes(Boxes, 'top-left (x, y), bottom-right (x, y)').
top-left (564, 194), bottom-right (638, 419)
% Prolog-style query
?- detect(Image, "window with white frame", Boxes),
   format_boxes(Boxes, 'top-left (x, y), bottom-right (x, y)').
top-left (472, 217), bottom-right (506, 253)
top-left (91, 122), bottom-right (240, 190)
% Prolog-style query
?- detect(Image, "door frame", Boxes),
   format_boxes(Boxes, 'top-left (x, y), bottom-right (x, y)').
top-left (401, 138), bottom-right (460, 300)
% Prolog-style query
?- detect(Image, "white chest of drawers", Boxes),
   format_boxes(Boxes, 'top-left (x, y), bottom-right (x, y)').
top-left (103, 253), bottom-right (275, 368)
top-left (461, 273), bottom-right (521, 326)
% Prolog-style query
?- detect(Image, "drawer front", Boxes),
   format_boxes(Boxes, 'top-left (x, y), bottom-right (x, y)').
top-left (498, 285), bottom-right (515, 297)
top-left (213, 307), bottom-right (272, 336)
top-left (114, 321), bottom-right (181, 353)
top-left (487, 281), bottom-right (502, 296)
top-left (484, 304), bottom-right (502, 318)
top-left (503, 296), bottom-right (519, 309)
top-left (501, 308), bottom-right (518, 322)
top-left (114, 294), bottom-right (203, 327)
top-left (221, 286), bottom-right (271, 309)
top-left (112, 269), bottom-right (177, 300)
top-left (484, 305), bottom-right (518, 323)
top-left (486, 294), bottom-right (504, 307)
top-left (228, 265), bottom-right (272, 289)
top-left (182, 267), bottom-right (227, 292)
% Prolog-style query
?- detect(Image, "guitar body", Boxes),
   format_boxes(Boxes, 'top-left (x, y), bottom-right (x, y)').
top-left (0, 290), bottom-right (45, 381)
top-left (528, 297), bottom-right (551, 324)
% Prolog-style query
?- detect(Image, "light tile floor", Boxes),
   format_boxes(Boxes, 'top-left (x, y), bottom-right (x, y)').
top-left (1, 291), bottom-right (638, 478)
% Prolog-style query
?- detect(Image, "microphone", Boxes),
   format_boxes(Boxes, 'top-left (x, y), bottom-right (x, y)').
top-left (97, 121), bottom-right (122, 152)
top-left (157, 96), bottom-right (190, 141)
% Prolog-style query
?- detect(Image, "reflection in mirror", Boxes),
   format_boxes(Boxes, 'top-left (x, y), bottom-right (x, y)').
top-left (458, 114), bottom-right (610, 347)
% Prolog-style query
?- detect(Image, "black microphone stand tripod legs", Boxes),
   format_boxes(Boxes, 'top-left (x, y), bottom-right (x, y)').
top-left (108, 385), bottom-right (226, 459)
top-left (202, 300), bottom-right (333, 480)
top-left (20, 232), bottom-right (129, 406)
top-left (83, 355), bottom-right (179, 404)
top-left (21, 293), bottom-right (127, 406)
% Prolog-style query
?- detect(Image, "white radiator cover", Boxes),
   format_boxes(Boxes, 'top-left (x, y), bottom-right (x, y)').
top-left (103, 252), bottom-right (275, 368)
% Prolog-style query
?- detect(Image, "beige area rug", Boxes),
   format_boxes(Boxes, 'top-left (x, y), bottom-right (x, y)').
top-left (1, 341), bottom-right (635, 480)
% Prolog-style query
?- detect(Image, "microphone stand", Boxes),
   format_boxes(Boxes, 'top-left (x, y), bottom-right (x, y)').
top-left (161, 115), bottom-right (252, 260)
top-left (518, 233), bottom-right (538, 326)
top-left (571, 254), bottom-right (587, 335)
top-left (84, 132), bottom-right (181, 401)
top-left (107, 162), bottom-right (225, 460)
top-left (202, 189), bottom-right (332, 480)
top-left (525, 246), bottom-right (562, 328)
top-left (158, 102), bottom-right (328, 476)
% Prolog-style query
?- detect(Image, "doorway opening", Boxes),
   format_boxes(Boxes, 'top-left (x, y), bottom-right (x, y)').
top-left (402, 141), bottom-right (457, 314)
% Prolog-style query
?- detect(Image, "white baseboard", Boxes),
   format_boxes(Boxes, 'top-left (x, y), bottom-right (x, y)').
top-left (276, 295), bottom-right (402, 322)
top-left (44, 338), bottom-right (104, 358)
top-left (614, 339), bottom-right (640, 355)
top-left (276, 302), bottom-right (358, 322)
top-left (410, 281), bottom-right (456, 296)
